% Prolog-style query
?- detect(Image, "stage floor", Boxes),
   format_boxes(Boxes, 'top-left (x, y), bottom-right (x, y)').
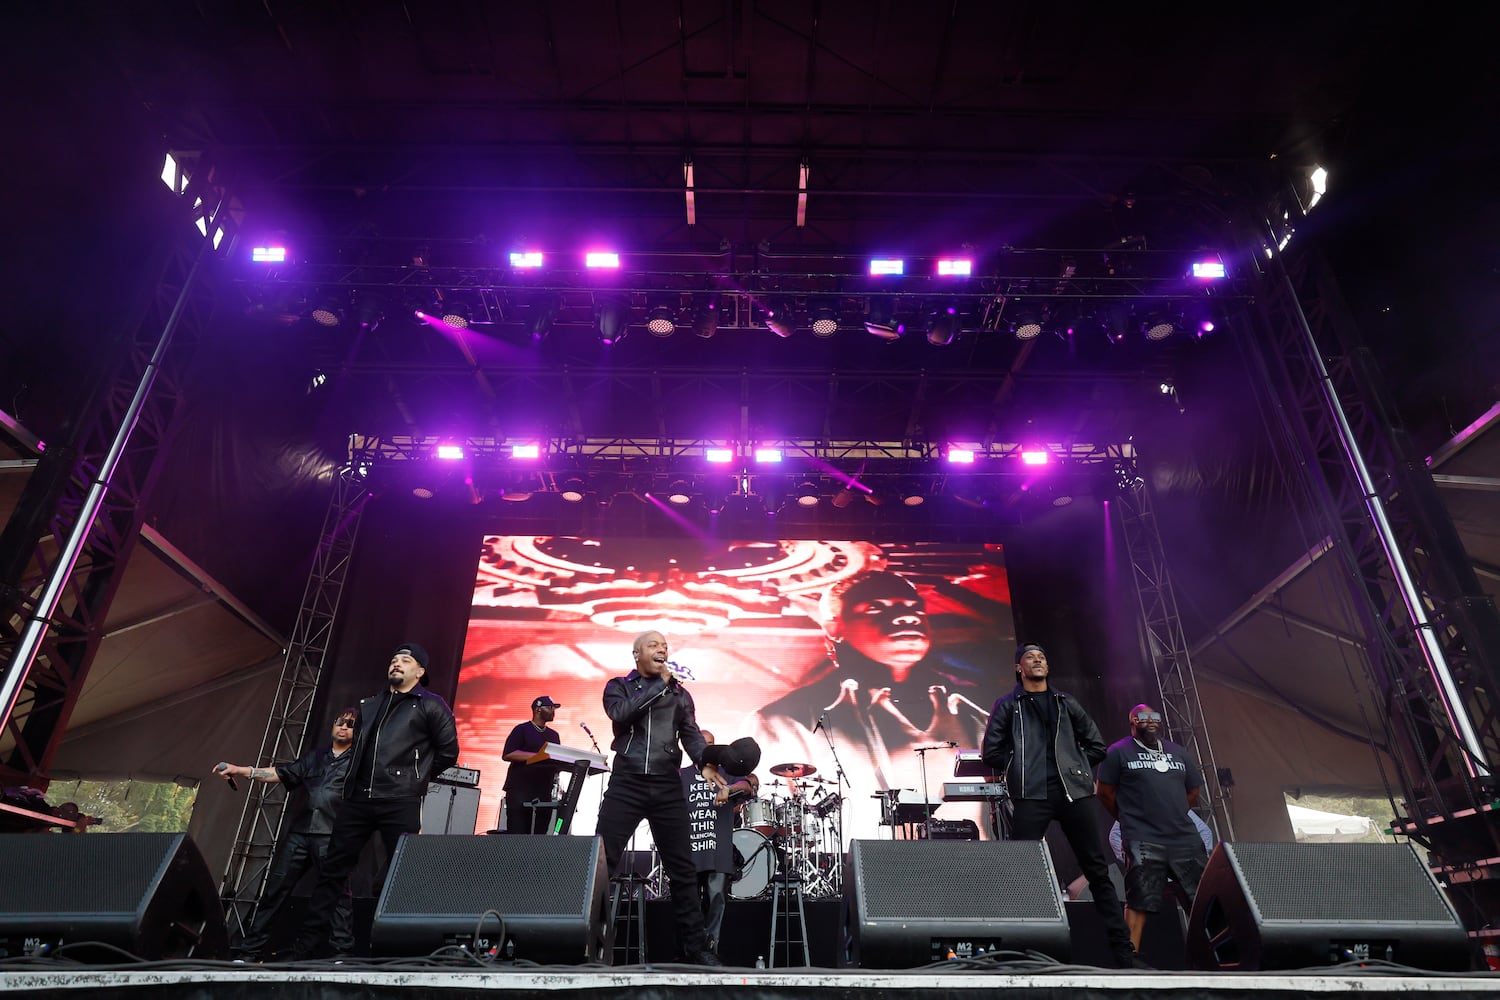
top-left (2, 964), bottom-right (1500, 1000)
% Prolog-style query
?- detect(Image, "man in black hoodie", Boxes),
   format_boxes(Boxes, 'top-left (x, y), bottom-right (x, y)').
top-left (981, 643), bottom-right (1134, 968)
top-left (293, 641), bottom-right (459, 960)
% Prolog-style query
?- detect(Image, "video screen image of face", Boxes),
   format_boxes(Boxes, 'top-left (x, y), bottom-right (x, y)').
top-left (454, 535), bottom-right (1015, 850)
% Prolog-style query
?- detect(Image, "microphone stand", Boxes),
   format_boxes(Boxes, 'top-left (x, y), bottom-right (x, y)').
top-left (910, 743), bottom-right (954, 840)
top-left (814, 716), bottom-right (850, 881)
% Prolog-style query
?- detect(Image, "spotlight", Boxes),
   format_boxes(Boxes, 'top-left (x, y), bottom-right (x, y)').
top-left (666, 480), bottom-right (694, 505)
top-left (900, 485), bottom-right (926, 507)
top-left (412, 486), bottom-right (435, 500)
top-left (830, 488), bottom-right (855, 508)
top-left (926, 301), bottom-right (960, 346)
top-left (436, 444), bottom-right (464, 460)
top-left (440, 302), bottom-right (472, 329)
top-left (869, 258), bottom-right (904, 276)
top-left (1011, 302), bottom-right (1050, 341)
top-left (647, 303), bottom-right (678, 337)
top-left (810, 304), bottom-right (840, 338)
top-left (354, 295), bottom-right (386, 331)
top-left (594, 294), bottom-right (631, 345)
top-left (795, 480), bottom-right (821, 507)
top-left (510, 251), bottom-right (545, 268)
top-left (527, 292), bottom-right (562, 341)
top-left (705, 447), bottom-right (734, 463)
top-left (1142, 311), bottom-right (1179, 341)
top-left (559, 477), bottom-right (589, 503)
top-left (764, 298), bottom-right (796, 339)
top-left (1020, 449), bottom-right (1050, 465)
top-left (251, 246), bottom-right (287, 263)
top-left (754, 448), bottom-right (783, 463)
top-left (865, 298), bottom-right (903, 340)
top-left (310, 294), bottom-right (344, 327)
top-left (692, 298), bottom-right (719, 339)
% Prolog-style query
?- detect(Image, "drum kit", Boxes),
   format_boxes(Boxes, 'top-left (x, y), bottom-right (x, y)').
top-left (728, 762), bottom-right (843, 900)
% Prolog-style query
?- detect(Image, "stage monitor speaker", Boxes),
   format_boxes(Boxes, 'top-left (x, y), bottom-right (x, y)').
top-left (370, 833), bottom-right (609, 964)
top-left (1186, 842), bottom-right (1471, 971)
top-left (842, 839), bottom-right (1070, 967)
top-left (0, 832), bottom-right (228, 961)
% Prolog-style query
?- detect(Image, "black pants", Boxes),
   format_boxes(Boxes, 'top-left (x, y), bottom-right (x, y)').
top-left (1012, 795), bottom-right (1133, 960)
top-left (698, 870), bottom-right (728, 946)
top-left (295, 796), bottom-right (420, 958)
top-left (236, 830), bottom-right (354, 957)
top-left (596, 771), bottom-right (707, 958)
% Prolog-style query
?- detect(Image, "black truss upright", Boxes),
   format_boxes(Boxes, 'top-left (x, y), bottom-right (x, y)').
top-left (218, 461), bottom-right (369, 940)
top-left (0, 226), bottom-right (216, 787)
top-left (1115, 477), bottom-right (1233, 843)
top-left (1242, 210), bottom-right (1500, 932)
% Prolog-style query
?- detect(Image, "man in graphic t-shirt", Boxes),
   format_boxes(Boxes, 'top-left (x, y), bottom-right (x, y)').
top-left (1095, 703), bottom-right (1208, 957)
top-left (679, 730), bottom-right (759, 957)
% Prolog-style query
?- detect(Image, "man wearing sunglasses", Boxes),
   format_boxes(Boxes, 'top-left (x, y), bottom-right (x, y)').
top-left (1095, 703), bottom-right (1208, 959)
top-left (216, 708), bottom-right (359, 961)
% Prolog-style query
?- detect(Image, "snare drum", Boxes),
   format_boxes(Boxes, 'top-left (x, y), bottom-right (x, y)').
top-left (742, 798), bottom-right (775, 835)
top-left (729, 829), bottom-right (775, 899)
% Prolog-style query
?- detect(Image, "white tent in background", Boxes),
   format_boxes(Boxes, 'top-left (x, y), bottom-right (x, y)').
top-left (1287, 803), bottom-right (1382, 842)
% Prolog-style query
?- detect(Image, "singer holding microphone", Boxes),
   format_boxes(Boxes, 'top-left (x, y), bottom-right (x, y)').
top-left (213, 708), bottom-right (358, 961)
top-left (595, 630), bottom-right (727, 966)
top-left (501, 695), bottom-right (564, 834)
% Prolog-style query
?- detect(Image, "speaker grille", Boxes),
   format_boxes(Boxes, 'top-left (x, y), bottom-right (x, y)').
top-left (1230, 843), bottom-right (1454, 925)
top-left (855, 840), bottom-right (1063, 920)
top-left (380, 835), bottom-right (595, 918)
top-left (0, 833), bottom-right (178, 915)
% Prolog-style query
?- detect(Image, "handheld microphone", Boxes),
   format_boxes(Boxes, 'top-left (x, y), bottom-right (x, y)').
top-left (813, 715), bottom-right (826, 732)
top-left (579, 721), bottom-right (594, 735)
top-left (215, 762), bottom-right (239, 791)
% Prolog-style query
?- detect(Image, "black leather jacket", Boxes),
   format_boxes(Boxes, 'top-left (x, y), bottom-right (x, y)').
top-left (342, 687), bottom-right (460, 800)
top-left (274, 744), bottom-right (351, 835)
top-left (603, 671), bottom-right (707, 777)
top-left (981, 684), bottom-right (1107, 802)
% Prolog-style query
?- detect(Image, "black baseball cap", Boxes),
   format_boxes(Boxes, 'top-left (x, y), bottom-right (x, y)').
top-left (532, 696), bottom-right (561, 709)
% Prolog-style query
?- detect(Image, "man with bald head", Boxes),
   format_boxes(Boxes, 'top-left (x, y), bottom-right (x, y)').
top-left (1096, 702), bottom-right (1208, 958)
top-left (596, 630), bottom-right (727, 966)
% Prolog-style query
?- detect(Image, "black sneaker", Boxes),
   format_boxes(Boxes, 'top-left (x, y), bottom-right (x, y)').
top-left (689, 949), bottom-right (725, 967)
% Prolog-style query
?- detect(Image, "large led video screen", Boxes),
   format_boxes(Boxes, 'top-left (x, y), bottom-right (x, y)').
top-left (454, 536), bottom-right (1014, 851)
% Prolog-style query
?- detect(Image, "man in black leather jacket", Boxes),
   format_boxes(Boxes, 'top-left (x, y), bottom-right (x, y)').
top-left (293, 641), bottom-right (460, 960)
top-left (981, 643), bottom-right (1134, 968)
top-left (219, 708), bottom-right (359, 960)
top-left (596, 630), bottom-right (728, 966)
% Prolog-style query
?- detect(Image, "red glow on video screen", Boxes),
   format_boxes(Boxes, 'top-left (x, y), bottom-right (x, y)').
top-left (454, 536), bottom-right (1014, 849)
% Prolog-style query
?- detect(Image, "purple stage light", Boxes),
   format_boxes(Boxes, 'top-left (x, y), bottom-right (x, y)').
top-left (251, 246), bottom-right (287, 263)
top-left (754, 448), bottom-right (783, 463)
top-left (511, 443), bottom-right (540, 459)
top-left (948, 448), bottom-right (976, 464)
top-left (585, 252), bottom-right (621, 269)
top-left (869, 258), bottom-right (904, 276)
top-left (936, 259), bottom-right (972, 276)
top-left (1191, 260), bottom-right (1227, 279)
top-left (436, 444), bottom-right (465, 460)
top-left (705, 447), bottom-right (734, 463)
top-left (510, 251), bottom-right (544, 268)
top-left (1021, 449), bottom-right (1050, 466)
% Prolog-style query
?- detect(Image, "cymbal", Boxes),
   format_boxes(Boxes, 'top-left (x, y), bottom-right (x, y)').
top-left (770, 762), bottom-right (818, 778)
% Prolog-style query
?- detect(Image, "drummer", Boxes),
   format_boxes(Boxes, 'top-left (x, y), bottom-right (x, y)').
top-left (680, 731), bottom-right (760, 958)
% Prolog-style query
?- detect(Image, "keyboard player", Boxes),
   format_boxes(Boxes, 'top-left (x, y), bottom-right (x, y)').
top-left (501, 695), bottom-right (564, 833)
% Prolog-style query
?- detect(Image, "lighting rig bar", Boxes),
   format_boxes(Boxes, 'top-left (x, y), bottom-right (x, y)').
top-left (349, 434), bottom-right (1131, 469)
top-left (239, 246), bottom-right (1244, 337)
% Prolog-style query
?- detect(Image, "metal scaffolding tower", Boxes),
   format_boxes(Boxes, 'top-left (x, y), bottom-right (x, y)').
top-left (217, 461), bottom-right (370, 940)
top-left (1240, 196), bottom-right (1500, 935)
top-left (0, 209), bottom-right (217, 787)
top-left (1115, 475), bottom-right (1234, 843)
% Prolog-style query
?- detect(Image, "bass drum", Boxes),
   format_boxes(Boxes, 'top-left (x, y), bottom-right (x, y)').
top-left (729, 829), bottom-right (775, 899)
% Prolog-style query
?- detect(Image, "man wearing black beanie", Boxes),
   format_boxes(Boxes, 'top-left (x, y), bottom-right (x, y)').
top-left (982, 643), bottom-right (1135, 968)
top-left (293, 641), bottom-right (460, 960)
